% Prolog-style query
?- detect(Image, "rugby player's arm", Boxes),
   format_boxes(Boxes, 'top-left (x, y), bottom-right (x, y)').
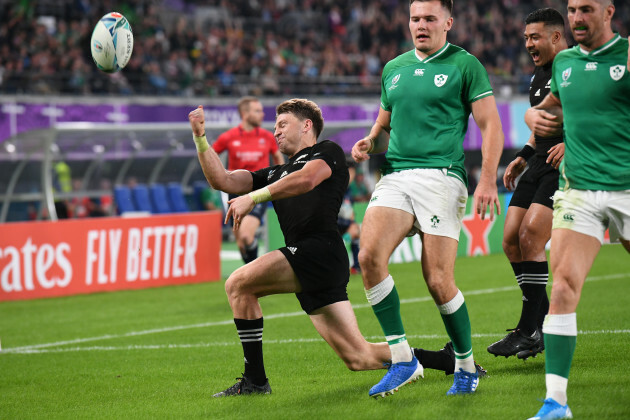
top-left (352, 107), bottom-right (390, 162)
top-left (265, 159), bottom-right (332, 199)
top-left (471, 95), bottom-right (504, 220)
top-left (188, 105), bottom-right (254, 195)
top-left (525, 92), bottom-right (563, 138)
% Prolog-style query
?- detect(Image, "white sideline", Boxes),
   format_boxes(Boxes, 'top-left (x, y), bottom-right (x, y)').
top-left (2, 272), bottom-right (629, 355)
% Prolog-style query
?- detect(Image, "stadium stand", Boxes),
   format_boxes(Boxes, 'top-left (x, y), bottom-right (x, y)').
top-left (131, 184), bottom-right (153, 213)
top-left (1, 0), bottom-right (627, 97)
top-left (113, 185), bottom-right (136, 214)
top-left (149, 183), bottom-right (173, 214)
top-left (167, 183), bottom-right (190, 213)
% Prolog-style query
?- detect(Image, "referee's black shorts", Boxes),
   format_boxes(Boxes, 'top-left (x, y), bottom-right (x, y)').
top-left (509, 155), bottom-right (559, 210)
top-left (279, 231), bottom-right (350, 314)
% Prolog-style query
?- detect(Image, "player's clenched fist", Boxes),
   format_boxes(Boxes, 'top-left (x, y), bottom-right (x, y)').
top-left (188, 105), bottom-right (205, 137)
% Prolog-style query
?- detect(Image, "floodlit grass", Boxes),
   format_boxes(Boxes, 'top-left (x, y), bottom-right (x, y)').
top-left (1, 244), bottom-right (629, 419)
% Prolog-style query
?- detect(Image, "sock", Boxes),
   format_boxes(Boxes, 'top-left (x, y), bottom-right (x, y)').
top-left (365, 275), bottom-right (412, 363)
top-left (517, 261), bottom-right (549, 335)
top-left (543, 313), bottom-right (577, 406)
top-left (234, 317), bottom-right (267, 386)
top-left (437, 290), bottom-right (474, 373)
top-left (241, 238), bottom-right (259, 264)
top-left (350, 239), bottom-right (360, 269)
top-left (414, 347), bottom-right (454, 375)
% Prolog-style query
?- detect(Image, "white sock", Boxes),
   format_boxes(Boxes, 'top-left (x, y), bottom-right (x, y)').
top-left (387, 337), bottom-right (413, 363)
top-left (546, 373), bottom-right (568, 406)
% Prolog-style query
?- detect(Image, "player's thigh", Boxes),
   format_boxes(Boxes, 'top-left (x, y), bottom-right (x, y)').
top-left (360, 205), bottom-right (415, 259)
top-left (504, 205), bottom-right (528, 244)
top-left (521, 203), bottom-right (553, 243)
top-left (228, 249), bottom-right (301, 297)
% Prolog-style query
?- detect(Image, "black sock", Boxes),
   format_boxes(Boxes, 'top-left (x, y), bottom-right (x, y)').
top-left (413, 347), bottom-right (454, 375)
top-left (234, 317), bottom-right (267, 385)
top-left (517, 261), bottom-right (549, 335)
top-left (241, 238), bottom-right (258, 264)
top-left (350, 239), bottom-right (360, 269)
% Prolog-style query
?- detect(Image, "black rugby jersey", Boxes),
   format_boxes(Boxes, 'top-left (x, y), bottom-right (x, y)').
top-left (529, 61), bottom-right (563, 156)
top-left (250, 140), bottom-right (349, 245)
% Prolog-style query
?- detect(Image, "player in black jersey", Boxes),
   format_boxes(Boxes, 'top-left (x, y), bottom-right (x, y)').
top-left (189, 98), bottom-right (412, 397)
top-left (487, 8), bottom-right (568, 360)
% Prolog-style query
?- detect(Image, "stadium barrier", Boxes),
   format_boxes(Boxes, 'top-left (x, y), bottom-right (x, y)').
top-left (0, 211), bottom-right (222, 302)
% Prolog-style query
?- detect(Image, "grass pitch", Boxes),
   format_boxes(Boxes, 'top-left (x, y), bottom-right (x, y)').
top-left (1, 244), bottom-right (629, 419)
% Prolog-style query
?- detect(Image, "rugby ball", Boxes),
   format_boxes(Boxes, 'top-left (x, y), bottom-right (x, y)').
top-left (90, 12), bottom-right (134, 73)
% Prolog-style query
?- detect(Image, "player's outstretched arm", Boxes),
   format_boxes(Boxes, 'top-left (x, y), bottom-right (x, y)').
top-left (188, 105), bottom-right (253, 195)
top-left (471, 96), bottom-right (503, 220)
top-left (351, 108), bottom-right (391, 162)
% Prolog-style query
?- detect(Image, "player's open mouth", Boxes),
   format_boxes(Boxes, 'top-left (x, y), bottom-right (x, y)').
top-left (529, 51), bottom-right (540, 61)
top-left (417, 34), bottom-right (429, 41)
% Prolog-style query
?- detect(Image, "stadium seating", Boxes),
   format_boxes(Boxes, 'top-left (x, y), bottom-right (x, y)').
top-left (113, 185), bottom-right (136, 214)
top-left (149, 184), bottom-right (172, 214)
top-left (131, 184), bottom-right (153, 213)
top-left (167, 183), bottom-right (189, 213)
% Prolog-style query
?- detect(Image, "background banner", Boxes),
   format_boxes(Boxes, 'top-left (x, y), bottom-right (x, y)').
top-left (0, 211), bottom-right (222, 301)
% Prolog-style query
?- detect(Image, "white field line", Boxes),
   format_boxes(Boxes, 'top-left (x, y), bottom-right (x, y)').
top-left (4, 330), bottom-right (630, 355)
top-left (2, 272), bottom-right (628, 355)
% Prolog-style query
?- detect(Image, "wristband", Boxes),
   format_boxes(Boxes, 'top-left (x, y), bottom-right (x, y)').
top-left (366, 137), bottom-right (375, 154)
top-left (248, 186), bottom-right (272, 204)
top-left (515, 144), bottom-right (535, 161)
top-left (193, 133), bottom-right (209, 153)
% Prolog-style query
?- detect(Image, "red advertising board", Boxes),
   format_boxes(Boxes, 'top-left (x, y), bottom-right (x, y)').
top-left (0, 212), bottom-right (222, 301)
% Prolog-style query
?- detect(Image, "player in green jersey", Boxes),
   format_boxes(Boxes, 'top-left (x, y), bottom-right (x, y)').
top-left (351, 0), bottom-right (504, 398)
top-left (524, 1), bottom-right (630, 419)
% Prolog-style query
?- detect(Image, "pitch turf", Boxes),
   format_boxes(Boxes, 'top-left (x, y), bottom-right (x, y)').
top-left (1, 244), bottom-right (628, 419)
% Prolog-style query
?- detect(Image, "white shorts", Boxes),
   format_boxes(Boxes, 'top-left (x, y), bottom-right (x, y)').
top-left (367, 168), bottom-right (468, 240)
top-left (552, 188), bottom-right (630, 244)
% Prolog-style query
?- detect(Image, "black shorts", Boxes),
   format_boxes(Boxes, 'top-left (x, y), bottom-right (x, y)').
top-left (228, 194), bottom-right (267, 222)
top-left (509, 155), bottom-right (559, 210)
top-left (279, 232), bottom-right (350, 314)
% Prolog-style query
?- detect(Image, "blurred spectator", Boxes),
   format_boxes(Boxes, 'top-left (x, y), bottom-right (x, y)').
top-left (1, 0), bottom-right (627, 97)
top-left (348, 169), bottom-right (371, 203)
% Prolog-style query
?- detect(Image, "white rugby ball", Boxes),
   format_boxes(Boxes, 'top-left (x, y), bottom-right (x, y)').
top-left (90, 12), bottom-right (134, 73)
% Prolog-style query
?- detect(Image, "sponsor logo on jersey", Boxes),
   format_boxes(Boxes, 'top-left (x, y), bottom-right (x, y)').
top-left (563, 213), bottom-right (575, 222)
top-left (280, 171), bottom-right (288, 179)
top-left (258, 138), bottom-right (266, 144)
top-left (287, 247), bottom-right (297, 255)
top-left (560, 67), bottom-right (572, 87)
top-left (232, 140), bottom-right (242, 147)
top-left (434, 74), bottom-right (448, 87)
top-left (545, 79), bottom-right (551, 89)
top-left (414, 68), bottom-right (425, 76)
top-left (585, 62), bottom-right (598, 71)
top-left (430, 215), bottom-right (440, 228)
top-left (534, 89), bottom-right (541, 97)
top-left (293, 153), bottom-right (308, 164)
top-left (389, 74), bottom-right (400, 90)
top-left (610, 65), bottom-right (626, 81)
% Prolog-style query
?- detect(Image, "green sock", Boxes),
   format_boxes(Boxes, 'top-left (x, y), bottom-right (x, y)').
top-left (373, 285), bottom-right (405, 340)
top-left (544, 333), bottom-right (577, 378)
top-left (440, 302), bottom-right (473, 359)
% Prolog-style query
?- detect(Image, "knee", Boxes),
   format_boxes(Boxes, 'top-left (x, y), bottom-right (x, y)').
top-left (358, 248), bottom-right (380, 272)
top-left (518, 226), bottom-right (546, 255)
top-left (224, 270), bottom-right (246, 302)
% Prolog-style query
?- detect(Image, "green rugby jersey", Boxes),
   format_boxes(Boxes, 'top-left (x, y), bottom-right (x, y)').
top-left (380, 42), bottom-right (493, 185)
top-left (551, 34), bottom-right (630, 191)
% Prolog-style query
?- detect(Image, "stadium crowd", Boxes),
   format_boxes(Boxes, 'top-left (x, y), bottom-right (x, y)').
top-left (1, 0), bottom-right (628, 97)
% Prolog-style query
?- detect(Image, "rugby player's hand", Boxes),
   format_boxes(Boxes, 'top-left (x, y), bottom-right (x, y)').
top-left (188, 105), bottom-right (205, 137)
top-left (525, 108), bottom-right (562, 138)
top-left (351, 137), bottom-right (373, 163)
top-left (503, 157), bottom-right (527, 191)
top-left (474, 177), bottom-right (501, 221)
top-left (226, 195), bottom-right (255, 231)
top-left (547, 143), bottom-right (565, 169)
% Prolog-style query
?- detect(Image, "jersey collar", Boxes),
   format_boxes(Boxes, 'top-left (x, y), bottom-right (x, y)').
top-left (414, 41), bottom-right (450, 63)
top-left (579, 33), bottom-right (621, 56)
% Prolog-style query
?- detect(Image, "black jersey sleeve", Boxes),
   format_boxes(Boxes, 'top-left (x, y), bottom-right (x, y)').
top-left (251, 165), bottom-right (280, 190)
